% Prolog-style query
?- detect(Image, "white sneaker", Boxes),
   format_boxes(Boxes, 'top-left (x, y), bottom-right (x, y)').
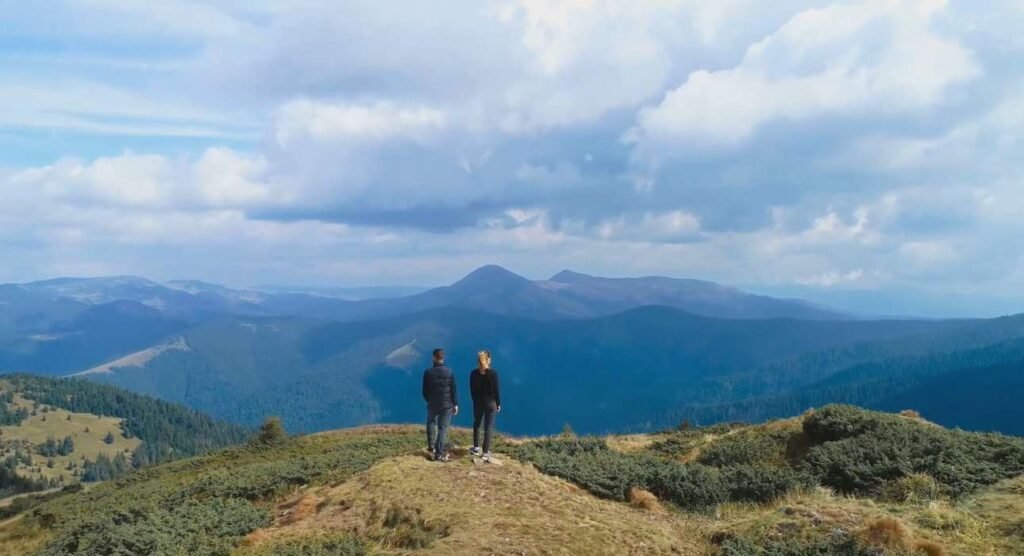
top-left (482, 452), bottom-right (493, 463)
top-left (469, 446), bottom-right (482, 456)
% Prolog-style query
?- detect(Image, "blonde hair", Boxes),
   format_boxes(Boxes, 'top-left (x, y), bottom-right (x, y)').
top-left (477, 350), bottom-right (491, 373)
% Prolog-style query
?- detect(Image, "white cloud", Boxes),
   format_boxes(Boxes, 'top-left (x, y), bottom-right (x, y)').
top-left (273, 100), bottom-right (448, 147)
top-left (596, 210), bottom-right (702, 243)
top-left (6, 149), bottom-right (271, 210)
top-left (797, 269), bottom-right (866, 287)
top-left (629, 0), bottom-right (979, 155)
top-left (0, 0), bottom-right (1023, 306)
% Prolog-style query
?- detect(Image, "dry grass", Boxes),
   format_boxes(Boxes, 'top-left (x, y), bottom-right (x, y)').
top-left (240, 454), bottom-right (708, 555)
top-left (605, 433), bottom-right (666, 453)
top-left (628, 488), bottom-right (665, 514)
top-left (860, 517), bottom-right (916, 552)
top-left (0, 517), bottom-right (49, 555)
top-left (710, 480), bottom-right (1024, 556)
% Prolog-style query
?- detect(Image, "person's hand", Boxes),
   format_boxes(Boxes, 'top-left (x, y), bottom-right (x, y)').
top-left (496, 405), bottom-right (501, 413)
top-left (452, 405), bottom-right (459, 416)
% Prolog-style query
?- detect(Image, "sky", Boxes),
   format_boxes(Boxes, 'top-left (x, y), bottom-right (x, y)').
top-left (1, 1), bottom-right (1023, 316)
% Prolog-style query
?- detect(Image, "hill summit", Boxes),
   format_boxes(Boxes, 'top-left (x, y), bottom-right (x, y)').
top-left (1, 405), bottom-right (1021, 555)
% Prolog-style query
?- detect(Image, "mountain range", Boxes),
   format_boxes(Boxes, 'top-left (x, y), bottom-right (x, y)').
top-left (1, 265), bottom-right (1021, 436)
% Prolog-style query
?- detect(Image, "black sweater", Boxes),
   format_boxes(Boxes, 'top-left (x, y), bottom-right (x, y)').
top-left (469, 368), bottom-right (501, 407)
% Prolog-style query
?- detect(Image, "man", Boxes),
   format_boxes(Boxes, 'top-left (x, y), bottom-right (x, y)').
top-left (422, 348), bottom-right (458, 461)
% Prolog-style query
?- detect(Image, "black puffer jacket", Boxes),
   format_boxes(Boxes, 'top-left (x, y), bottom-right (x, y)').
top-left (422, 363), bottom-right (458, 410)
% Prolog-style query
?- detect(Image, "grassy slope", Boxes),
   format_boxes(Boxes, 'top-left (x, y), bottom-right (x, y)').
top-left (0, 412), bottom-right (1020, 555)
top-left (0, 394), bottom-right (139, 483)
top-left (243, 455), bottom-right (704, 555)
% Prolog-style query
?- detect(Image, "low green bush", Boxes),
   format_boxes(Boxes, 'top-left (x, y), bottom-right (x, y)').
top-left (721, 466), bottom-right (815, 504)
top-left (512, 437), bottom-right (806, 512)
top-left (802, 405), bottom-right (1024, 497)
top-left (697, 429), bottom-right (793, 468)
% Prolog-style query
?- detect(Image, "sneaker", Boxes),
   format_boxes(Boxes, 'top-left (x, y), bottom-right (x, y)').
top-left (469, 446), bottom-right (482, 456)
top-left (436, 452), bottom-right (451, 463)
top-left (482, 452), bottom-right (493, 463)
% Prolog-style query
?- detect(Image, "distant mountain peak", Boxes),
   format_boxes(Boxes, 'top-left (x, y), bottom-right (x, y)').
top-left (454, 265), bottom-right (530, 289)
top-left (549, 269), bottom-right (592, 283)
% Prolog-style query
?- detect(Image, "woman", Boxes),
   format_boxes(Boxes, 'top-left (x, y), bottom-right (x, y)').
top-left (469, 350), bottom-right (501, 462)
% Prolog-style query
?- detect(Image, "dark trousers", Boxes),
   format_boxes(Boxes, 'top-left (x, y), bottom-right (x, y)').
top-left (473, 401), bottom-right (497, 453)
top-left (426, 406), bottom-right (452, 456)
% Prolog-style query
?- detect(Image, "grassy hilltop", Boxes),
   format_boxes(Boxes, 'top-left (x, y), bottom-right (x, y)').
top-left (0, 374), bottom-right (250, 513)
top-left (0, 405), bottom-right (1022, 555)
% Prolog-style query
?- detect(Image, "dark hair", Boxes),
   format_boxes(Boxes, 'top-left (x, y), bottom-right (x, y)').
top-left (432, 348), bottom-right (444, 362)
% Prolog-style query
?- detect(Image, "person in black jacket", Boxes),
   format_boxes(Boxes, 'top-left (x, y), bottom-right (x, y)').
top-left (422, 348), bottom-right (458, 462)
top-left (469, 349), bottom-right (501, 462)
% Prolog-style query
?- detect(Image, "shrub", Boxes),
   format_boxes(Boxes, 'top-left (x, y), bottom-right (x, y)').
top-left (697, 430), bottom-right (792, 468)
top-left (512, 437), bottom-right (804, 512)
top-left (803, 405), bottom-right (881, 443)
top-left (256, 417), bottom-right (288, 446)
top-left (648, 464), bottom-right (728, 510)
top-left (512, 438), bottom-right (658, 501)
top-left (721, 466), bottom-right (815, 504)
top-left (801, 405), bottom-right (1024, 497)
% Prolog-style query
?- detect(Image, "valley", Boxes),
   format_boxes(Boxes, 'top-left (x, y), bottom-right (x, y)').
top-left (1, 266), bottom-right (1022, 437)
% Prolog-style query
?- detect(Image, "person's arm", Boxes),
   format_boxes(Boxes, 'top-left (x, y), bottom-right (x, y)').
top-left (422, 371), bottom-right (429, 403)
top-left (493, 370), bottom-right (501, 410)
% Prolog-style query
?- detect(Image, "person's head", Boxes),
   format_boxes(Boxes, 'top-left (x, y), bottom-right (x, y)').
top-left (477, 350), bottom-right (491, 372)
top-left (432, 348), bottom-right (444, 364)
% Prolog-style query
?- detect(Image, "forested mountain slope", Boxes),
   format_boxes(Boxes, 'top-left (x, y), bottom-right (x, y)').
top-left (79, 305), bottom-right (1018, 435)
top-left (0, 374), bottom-right (250, 501)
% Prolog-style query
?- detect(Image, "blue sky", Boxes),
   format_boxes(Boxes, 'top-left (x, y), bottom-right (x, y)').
top-left (1, 1), bottom-right (1023, 316)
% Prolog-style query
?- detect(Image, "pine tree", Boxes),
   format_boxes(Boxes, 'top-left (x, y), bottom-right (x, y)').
top-left (255, 417), bottom-right (287, 445)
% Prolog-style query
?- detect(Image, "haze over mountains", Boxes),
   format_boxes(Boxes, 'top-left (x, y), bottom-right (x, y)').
top-left (1, 266), bottom-right (1022, 436)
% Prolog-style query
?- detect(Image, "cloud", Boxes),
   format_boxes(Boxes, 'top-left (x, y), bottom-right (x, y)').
top-left (274, 100), bottom-right (448, 146)
top-left (6, 149), bottom-right (271, 210)
top-left (0, 0), bottom-right (1023, 310)
top-left (629, 0), bottom-right (978, 156)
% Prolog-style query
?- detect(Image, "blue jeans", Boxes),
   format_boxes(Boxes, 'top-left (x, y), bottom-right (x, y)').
top-left (426, 406), bottom-right (452, 457)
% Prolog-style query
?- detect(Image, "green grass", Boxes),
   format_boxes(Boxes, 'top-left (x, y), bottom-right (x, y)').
top-left (0, 394), bottom-right (139, 484)
top-left (3, 426), bottom-right (423, 555)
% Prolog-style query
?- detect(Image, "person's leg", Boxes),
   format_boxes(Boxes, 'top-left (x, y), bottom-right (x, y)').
top-left (482, 404), bottom-right (496, 454)
top-left (472, 404), bottom-right (483, 451)
top-left (426, 408), bottom-right (437, 455)
top-left (436, 409), bottom-right (452, 458)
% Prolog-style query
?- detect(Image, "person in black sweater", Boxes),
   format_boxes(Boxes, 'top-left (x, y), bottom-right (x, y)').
top-left (422, 348), bottom-right (458, 462)
top-left (469, 350), bottom-right (501, 462)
